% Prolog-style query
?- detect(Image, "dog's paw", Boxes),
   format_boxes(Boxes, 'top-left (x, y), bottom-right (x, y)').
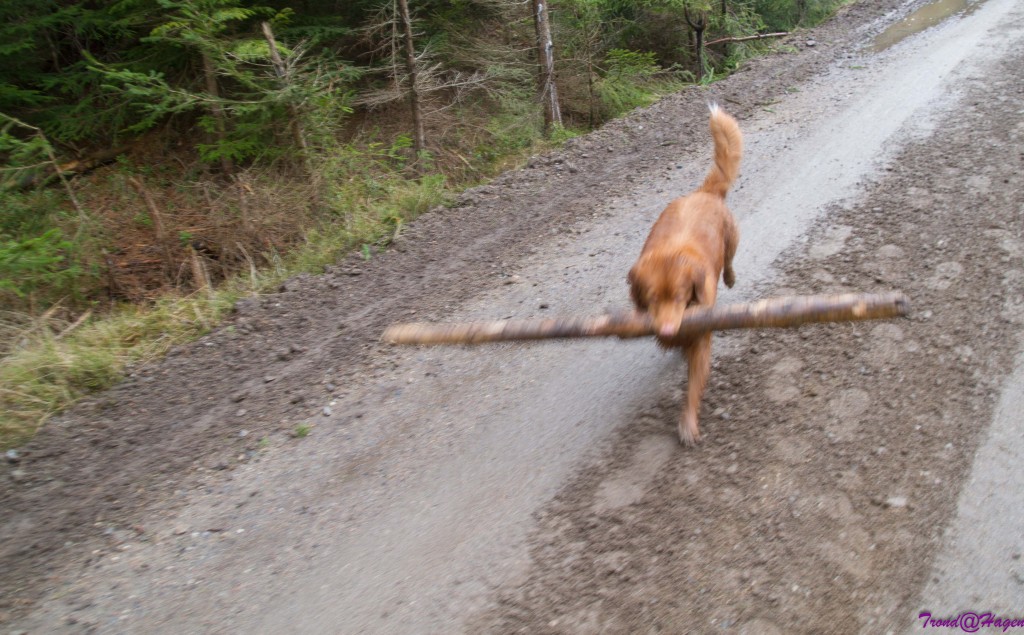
top-left (724, 268), bottom-right (736, 288)
top-left (677, 420), bottom-right (701, 448)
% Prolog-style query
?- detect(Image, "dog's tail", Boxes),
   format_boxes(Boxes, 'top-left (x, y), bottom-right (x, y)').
top-left (699, 103), bottom-right (743, 199)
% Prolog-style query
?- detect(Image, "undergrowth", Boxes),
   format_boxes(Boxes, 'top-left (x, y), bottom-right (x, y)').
top-left (0, 125), bottom-right (551, 448)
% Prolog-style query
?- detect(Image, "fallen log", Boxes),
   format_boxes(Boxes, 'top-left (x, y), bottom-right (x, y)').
top-left (382, 292), bottom-right (910, 346)
top-left (6, 145), bottom-right (132, 192)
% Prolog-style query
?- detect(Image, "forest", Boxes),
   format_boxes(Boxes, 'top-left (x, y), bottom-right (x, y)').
top-left (0, 0), bottom-right (837, 444)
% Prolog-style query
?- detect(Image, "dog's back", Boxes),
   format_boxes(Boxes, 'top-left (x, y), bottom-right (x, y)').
top-left (630, 105), bottom-right (743, 324)
top-left (636, 104), bottom-right (742, 262)
top-left (628, 105), bottom-right (743, 446)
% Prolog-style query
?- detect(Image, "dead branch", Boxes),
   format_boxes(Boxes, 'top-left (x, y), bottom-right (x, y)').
top-left (127, 176), bottom-right (175, 278)
top-left (382, 292), bottom-right (910, 346)
top-left (54, 145), bottom-right (132, 176)
top-left (54, 309), bottom-right (92, 341)
top-left (189, 245), bottom-right (213, 296)
top-left (0, 114), bottom-right (90, 222)
top-left (4, 144), bottom-right (131, 192)
top-left (705, 31), bottom-right (790, 47)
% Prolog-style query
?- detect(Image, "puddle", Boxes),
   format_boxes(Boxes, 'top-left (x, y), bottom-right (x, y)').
top-left (869, 0), bottom-right (987, 52)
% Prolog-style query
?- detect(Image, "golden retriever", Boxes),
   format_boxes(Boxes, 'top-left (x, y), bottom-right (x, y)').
top-left (628, 104), bottom-right (743, 446)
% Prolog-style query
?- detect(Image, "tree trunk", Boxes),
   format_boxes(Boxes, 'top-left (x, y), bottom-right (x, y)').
top-left (587, 55), bottom-right (597, 128)
top-left (201, 51), bottom-right (234, 177)
top-left (579, 10), bottom-right (598, 127)
top-left (720, 0), bottom-right (729, 60)
top-left (396, 0), bottom-right (426, 167)
top-left (531, 0), bottom-right (562, 135)
top-left (685, 9), bottom-right (708, 81)
top-left (382, 292), bottom-right (911, 345)
top-left (261, 22), bottom-right (311, 172)
top-left (696, 25), bottom-right (705, 79)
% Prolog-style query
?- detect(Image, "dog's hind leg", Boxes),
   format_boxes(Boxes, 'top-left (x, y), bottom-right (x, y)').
top-left (679, 333), bottom-right (712, 447)
top-left (723, 217), bottom-right (739, 289)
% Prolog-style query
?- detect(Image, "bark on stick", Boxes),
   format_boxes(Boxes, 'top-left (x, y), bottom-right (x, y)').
top-left (382, 292), bottom-right (910, 346)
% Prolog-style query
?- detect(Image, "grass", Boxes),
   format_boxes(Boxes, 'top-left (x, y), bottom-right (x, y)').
top-left (0, 289), bottom-right (241, 447)
top-left (0, 139), bottom-right (517, 448)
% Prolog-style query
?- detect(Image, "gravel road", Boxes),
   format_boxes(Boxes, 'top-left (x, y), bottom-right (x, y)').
top-left (3, 0), bottom-right (1024, 632)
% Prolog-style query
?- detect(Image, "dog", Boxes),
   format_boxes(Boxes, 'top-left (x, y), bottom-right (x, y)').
top-left (628, 104), bottom-right (742, 446)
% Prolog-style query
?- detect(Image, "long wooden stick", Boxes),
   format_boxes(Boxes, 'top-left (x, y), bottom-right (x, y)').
top-left (382, 292), bottom-right (910, 346)
top-left (704, 31), bottom-right (790, 47)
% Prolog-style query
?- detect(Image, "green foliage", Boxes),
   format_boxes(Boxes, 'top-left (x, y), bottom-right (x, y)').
top-left (0, 0), bottom-right (363, 160)
top-left (0, 0), bottom-right (828, 152)
top-left (0, 117), bottom-right (53, 191)
top-left (0, 0), bottom-right (158, 142)
top-left (0, 186), bottom-right (55, 238)
top-left (595, 49), bottom-right (686, 118)
top-left (469, 85), bottom-right (544, 165)
top-left (84, 0), bottom-right (303, 164)
top-left (605, 49), bottom-right (660, 78)
top-left (754, 0), bottom-right (845, 30)
top-left (0, 230), bottom-right (80, 300)
top-left (0, 118), bottom-right (93, 307)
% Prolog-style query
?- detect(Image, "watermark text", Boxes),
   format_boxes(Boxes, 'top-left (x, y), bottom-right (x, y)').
top-left (919, 612), bottom-right (1024, 633)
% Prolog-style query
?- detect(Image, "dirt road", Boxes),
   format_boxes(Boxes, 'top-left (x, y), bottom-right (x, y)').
top-left (4, 0), bottom-right (1024, 632)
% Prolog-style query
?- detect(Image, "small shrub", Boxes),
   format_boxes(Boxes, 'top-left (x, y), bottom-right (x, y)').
top-left (0, 229), bottom-right (81, 304)
top-left (597, 49), bottom-right (685, 118)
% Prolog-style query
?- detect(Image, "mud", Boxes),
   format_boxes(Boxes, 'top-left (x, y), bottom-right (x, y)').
top-left (3, 0), bottom-right (1024, 631)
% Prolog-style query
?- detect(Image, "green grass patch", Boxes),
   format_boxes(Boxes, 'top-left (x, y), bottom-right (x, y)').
top-left (0, 289), bottom-right (240, 447)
